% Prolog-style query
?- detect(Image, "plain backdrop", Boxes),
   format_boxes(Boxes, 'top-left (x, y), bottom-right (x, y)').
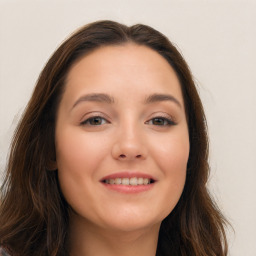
top-left (0, 0), bottom-right (255, 255)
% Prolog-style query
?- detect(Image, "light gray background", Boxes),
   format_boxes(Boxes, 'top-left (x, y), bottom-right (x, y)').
top-left (0, 0), bottom-right (255, 255)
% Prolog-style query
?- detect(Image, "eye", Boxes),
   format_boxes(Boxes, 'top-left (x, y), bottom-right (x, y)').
top-left (146, 117), bottom-right (176, 126)
top-left (81, 116), bottom-right (109, 126)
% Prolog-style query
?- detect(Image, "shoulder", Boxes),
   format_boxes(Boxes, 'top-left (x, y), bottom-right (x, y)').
top-left (0, 247), bottom-right (10, 256)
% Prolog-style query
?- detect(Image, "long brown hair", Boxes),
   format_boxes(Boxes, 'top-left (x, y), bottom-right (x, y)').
top-left (0, 20), bottom-right (228, 255)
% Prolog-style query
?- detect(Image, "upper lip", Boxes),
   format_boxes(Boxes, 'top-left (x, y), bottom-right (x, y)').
top-left (100, 172), bottom-right (157, 182)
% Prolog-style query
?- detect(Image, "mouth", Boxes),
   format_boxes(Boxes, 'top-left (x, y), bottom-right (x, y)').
top-left (102, 177), bottom-right (155, 186)
top-left (100, 173), bottom-right (156, 193)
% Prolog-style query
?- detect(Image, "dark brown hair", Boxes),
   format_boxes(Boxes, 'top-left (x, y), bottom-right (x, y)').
top-left (0, 20), bottom-right (228, 256)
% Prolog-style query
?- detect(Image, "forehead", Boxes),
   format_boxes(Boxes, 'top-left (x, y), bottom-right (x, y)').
top-left (64, 43), bottom-right (184, 106)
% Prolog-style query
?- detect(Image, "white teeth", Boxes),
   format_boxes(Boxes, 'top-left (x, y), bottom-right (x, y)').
top-left (115, 178), bottom-right (122, 184)
top-left (143, 178), bottom-right (149, 185)
top-left (104, 177), bottom-right (152, 185)
top-left (130, 177), bottom-right (137, 186)
top-left (138, 177), bottom-right (144, 185)
top-left (122, 178), bottom-right (129, 185)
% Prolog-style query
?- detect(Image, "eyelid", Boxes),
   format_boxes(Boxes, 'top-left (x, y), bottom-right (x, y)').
top-left (80, 112), bottom-right (110, 125)
top-left (79, 111), bottom-right (177, 126)
top-left (145, 113), bottom-right (177, 126)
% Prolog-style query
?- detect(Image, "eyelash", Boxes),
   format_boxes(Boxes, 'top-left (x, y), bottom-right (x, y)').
top-left (80, 116), bottom-right (109, 126)
top-left (80, 115), bottom-right (176, 127)
top-left (145, 116), bottom-right (177, 126)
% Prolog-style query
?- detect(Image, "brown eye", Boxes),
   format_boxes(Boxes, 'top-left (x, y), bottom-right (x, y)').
top-left (147, 117), bottom-right (176, 126)
top-left (152, 118), bottom-right (165, 125)
top-left (81, 116), bottom-right (108, 126)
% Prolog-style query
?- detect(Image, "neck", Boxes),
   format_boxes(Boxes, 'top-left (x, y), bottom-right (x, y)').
top-left (68, 214), bottom-right (160, 256)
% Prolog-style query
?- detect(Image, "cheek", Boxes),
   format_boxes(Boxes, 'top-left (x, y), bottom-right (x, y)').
top-left (152, 129), bottom-right (190, 175)
top-left (150, 130), bottom-right (189, 214)
top-left (55, 129), bottom-right (111, 215)
top-left (55, 128), bottom-right (110, 198)
top-left (165, 139), bottom-right (189, 173)
top-left (55, 128), bottom-right (109, 175)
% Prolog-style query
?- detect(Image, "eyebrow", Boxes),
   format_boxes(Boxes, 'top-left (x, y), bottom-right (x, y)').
top-left (72, 92), bottom-right (182, 109)
top-left (72, 93), bottom-right (115, 109)
top-left (144, 93), bottom-right (182, 108)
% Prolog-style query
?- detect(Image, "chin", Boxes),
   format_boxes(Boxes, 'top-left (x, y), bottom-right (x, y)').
top-left (104, 218), bottom-right (161, 234)
top-left (98, 209), bottom-right (165, 234)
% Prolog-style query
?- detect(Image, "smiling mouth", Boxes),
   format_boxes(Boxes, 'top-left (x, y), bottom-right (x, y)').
top-left (102, 177), bottom-right (155, 186)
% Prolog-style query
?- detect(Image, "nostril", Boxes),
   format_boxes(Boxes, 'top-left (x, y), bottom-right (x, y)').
top-left (117, 154), bottom-right (144, 160)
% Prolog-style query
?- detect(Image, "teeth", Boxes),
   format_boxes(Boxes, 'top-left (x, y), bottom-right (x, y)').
top-left (130, 177), bottom-right (137, 186)
top-left (115, 178), bottom-right (122, 184)
top-left (138, 177), bottom-right (144, 185)
top-left (143, 178), bottom-right (149, 185)
top-left (122, 178), bottom-right (129, 185)
top-left (104, 177), bottom-right (152, 185)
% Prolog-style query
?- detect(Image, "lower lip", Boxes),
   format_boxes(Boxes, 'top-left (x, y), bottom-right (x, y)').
top-left (101, 183), bottom-right (155, 194)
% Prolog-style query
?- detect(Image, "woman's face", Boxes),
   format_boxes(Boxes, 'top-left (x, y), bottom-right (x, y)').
top-left (55, 43), bottom-right (189, 233)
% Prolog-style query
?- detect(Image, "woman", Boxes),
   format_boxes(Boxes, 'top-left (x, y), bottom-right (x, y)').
top-left (0, 20), bottom-right (228, 255)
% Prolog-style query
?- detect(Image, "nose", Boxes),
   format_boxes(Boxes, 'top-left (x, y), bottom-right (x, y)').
top-left (111, 125), bottom-right (147, 161)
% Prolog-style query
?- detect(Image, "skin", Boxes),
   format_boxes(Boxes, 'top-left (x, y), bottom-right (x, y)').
top-left (55, 43), bottom-right (190, 256)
